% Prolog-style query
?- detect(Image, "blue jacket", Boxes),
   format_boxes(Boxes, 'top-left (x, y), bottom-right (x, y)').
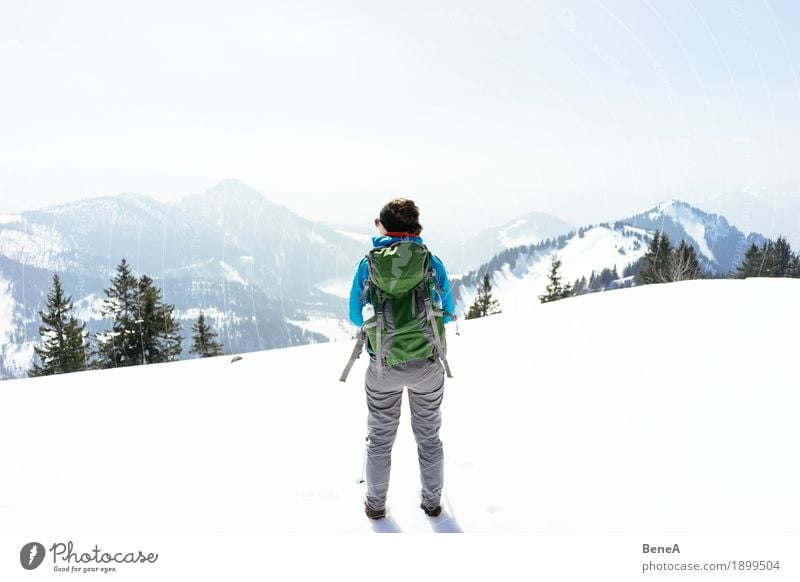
top-left (348, 235), bottom-right (455, 327)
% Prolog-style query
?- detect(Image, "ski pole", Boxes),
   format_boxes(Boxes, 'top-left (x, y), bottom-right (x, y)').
top-left (358, 435), bottom-right (369, 483)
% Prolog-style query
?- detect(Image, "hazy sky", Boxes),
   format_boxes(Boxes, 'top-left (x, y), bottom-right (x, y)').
top-left (1, 0), bottom-right (799, 231)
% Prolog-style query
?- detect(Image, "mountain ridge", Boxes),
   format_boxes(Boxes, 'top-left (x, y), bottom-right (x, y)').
top-left (0, 186), bottom-right (777, 380)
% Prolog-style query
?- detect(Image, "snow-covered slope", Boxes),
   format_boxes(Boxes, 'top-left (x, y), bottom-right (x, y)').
top-left (0, 179), bottom-right (366, 378)
top-left (451, 200), bottom-right (768, 317)
top-left (623, 199), bottom-right (766, 274)
top-left (441, 211), bottom-right (574, 275)
top-left (452, 223), bottom-right (648, 314)
top-left (0, 194), bottom-right (774, 379)
top-left (328, 211), bottom-right (574, 277)
top-left (2, 278), bottom-right (797, 534)
top-left (698, 190), bottom-right (800, 250)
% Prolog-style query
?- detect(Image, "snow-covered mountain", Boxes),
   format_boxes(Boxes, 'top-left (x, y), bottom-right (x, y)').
top-left (328, 210), bottom-right (573, 277)
top-left (0, 179), bottom-right (365, 379)
top-left (620, 199), bottom-right (768, 274)
top-left (1, 278), bottom-right (796, 541)
top-left (697, 190), bottom-right (800, 249)
top-left (443, 211), bottom-right (574, 275)
top-left (451, 200), bottom-right (767, 315)
top-left (0, 191), bottom-right (772, 380)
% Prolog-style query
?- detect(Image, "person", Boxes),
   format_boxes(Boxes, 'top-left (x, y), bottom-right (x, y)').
top-left (348, 198), bottom-right (455, 520)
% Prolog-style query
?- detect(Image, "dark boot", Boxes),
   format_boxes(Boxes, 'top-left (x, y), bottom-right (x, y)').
top-left (364, 502), bottom-right (386, 520)
top-left (420, 503), bottom-right (442, 517)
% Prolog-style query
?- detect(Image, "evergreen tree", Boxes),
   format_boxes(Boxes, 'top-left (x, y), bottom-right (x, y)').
top-left (790, 253), bottom-right (800, 278)
top-left (736, 242), bottom-right (763, 278)
top-left (95, 259), bottom-right (182, 367)
top-left (771, 236), bottom-right (793, 277)
top-left (29, 273), bottom-right (88, 377)
top-left (96, 258), bottom-right (140, 368)
top-left (465, 273), bottom-right (501, 319)
top-left (638, 232), bottom-right (704, 284)
top-left (538, 253), bottom-right (573, 303)
top-left (735, 236), bottom-right (798, 279)
top-left (638, 231), bottom-right (673, 284)
top-left (189, 311), bottom-right (224, 357)
top-left (668, 240), bottom-right (702, 281)
top-left (135, 274), bottom-right (183, 364)
top-left (573, 276), bottom-right (588, 295)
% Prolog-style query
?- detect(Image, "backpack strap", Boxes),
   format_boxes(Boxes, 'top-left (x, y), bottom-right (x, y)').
top-left (426, 266), bottom-right (459, 332)
top-left (423, 296), bottom-right (453, 378)
top-left (357, 279), bottom-right (370, 303)
top-left (339, 328), bottom-right (366, 382)
top-left (375, 287), bottom-right (385, 381)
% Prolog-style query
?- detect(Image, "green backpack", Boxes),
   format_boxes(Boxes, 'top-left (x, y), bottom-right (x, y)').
top-left (339, 240), bottom-right (454, 382)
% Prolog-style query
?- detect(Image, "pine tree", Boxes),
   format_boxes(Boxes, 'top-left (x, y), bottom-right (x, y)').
top-left (95, 258), bottom-right (140, 368)
top-left (790, 253), bottom-right (800, 278)
top-left (638, 231), bottom-right (674, 284)
top-left (668, 240), bottom-right (703, 281)
top-left (465, 273), bottom-right (501, 319)
top-left (771, 236), bottom-right (793, 277)
top-left (735, 237), bottom-right (798, 278)
top-left (538, 253), bottom-right (573, 303)
top-left (573, 275), bottom-right (588, 295)
top-left (95, 259), bottom-right (182, 367)
top-left (135, 274), bottom-right (183, 364)
top-left (29, 273), bottom-right (88, 377)
top-left (736, 242), bottom-right (763, 278)
top-left (189, 311), bottom-right (224, 357)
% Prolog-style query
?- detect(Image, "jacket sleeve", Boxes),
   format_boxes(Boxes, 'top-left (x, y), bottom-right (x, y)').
top-left (431, 255), bottom-right (455, 323)
top-left (348, 259), bottom-right (369, 327)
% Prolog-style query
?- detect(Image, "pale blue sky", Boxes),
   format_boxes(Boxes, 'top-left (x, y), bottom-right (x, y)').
top-left (1, 0), bottom-right (798, 230)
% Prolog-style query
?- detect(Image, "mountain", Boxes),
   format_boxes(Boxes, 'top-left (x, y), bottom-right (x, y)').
top-left (327, 210), bottom-right (573, 276)
top-left (696, 190), bottom-right (800, 249)
top-left (619, 199), bottom-right (768, 274)
top-left (451, 200), bottom-right (767, 315)
top-left (0, 192), bottom-right (774, 380)
top-left (0, 179), bottom-right (365, 379)
top-left (448, 211), bottom-right (573, 275)
top-left (2, 278), bottom-right (796, 540)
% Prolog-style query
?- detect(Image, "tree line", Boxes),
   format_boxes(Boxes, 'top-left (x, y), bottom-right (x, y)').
top-left (29, 258), bottom-right (224, 378)
top-left (464, 230), bottom-right (799, 320)
top-left (735, 236), bottom-right (799, 278)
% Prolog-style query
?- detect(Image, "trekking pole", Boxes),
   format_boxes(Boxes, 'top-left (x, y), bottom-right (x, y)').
top-left (358, 435), bottom-right (369, 484)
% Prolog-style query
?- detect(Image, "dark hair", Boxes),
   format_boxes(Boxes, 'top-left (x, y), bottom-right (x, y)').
top-left (381, 198), bottom-right (423, 235)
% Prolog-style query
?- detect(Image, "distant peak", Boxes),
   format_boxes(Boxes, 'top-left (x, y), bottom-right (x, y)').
top-left (657, 198), bottom-right (682, 210)
top-left (177, 179), bottom-right (270, 208)
top-left (206, 178), bottom-right (261, 196)
top-left (644, 198), bottom-right (699, 216)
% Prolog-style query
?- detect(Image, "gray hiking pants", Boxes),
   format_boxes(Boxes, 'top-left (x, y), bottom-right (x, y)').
top-left (364, 355), bottom-right (445, 511)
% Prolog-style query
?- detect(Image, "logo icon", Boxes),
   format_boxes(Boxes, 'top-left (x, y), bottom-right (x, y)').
top-left (20, 542), bottom-right (46, 570)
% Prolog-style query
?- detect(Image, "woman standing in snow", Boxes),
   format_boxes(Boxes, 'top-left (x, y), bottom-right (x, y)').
top-left (347, 198), bottom-right (455, 520)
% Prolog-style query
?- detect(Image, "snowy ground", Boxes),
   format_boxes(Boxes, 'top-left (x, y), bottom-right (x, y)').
top-left (1, 278), bottom-right (798, 534)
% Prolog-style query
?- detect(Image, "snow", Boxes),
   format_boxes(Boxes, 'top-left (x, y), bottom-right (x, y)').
top-left (73, 293), bottom-right (106, 322)
top-left (0, 272), bottom-right (14, 348)
top-left (179, 306), bottom-right (245, 327)
top-left (286, 315), bottom-right (355, 342)
top-left (1, 340), bottom-right (35, 376)
top-left (1, 278), bottom-right (797, 537)
top-left (316, 277), bottom-right (351, 298)
top-left (334, 229), bottom-right (372, 244)
top-left (0, 212), bottom-right (21, 224)
top-left (497, 219), bottom-right (562, 249)
top-left (0, 223), bottom-right (70, 271)
top-left (307, 231), bottom-right (326, 245)
top-left (466, 225), bottom-right (648, 314)
top-left (219, 260), bottom-right (247, 285)
top-left (661, 202), bottom-right (716, 262)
